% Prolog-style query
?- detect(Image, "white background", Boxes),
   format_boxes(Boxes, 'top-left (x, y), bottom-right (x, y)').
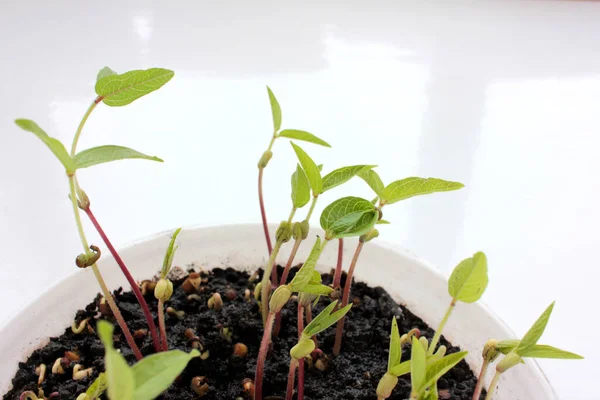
top-left (0, 1), bottom-right (598, 398)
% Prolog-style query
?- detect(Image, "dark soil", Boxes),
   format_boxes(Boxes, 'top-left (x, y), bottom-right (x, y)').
top-left (4, 265), bottom-right (484, 400)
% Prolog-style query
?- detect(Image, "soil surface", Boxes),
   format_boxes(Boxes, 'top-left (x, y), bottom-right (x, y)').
top-left (4, 265), bottom-right (484, 400)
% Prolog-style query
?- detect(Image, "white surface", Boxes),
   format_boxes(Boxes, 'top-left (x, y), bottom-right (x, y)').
top-left (0, 1), bottom-right (597, 398)
top-left (0, 224), bottom-right (557, 399)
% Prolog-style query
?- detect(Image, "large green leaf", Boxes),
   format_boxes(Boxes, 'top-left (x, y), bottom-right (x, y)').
top-left (74, 145), bottom-right (163, 170)
top-left (420, 352), bottom-right (468, 395)
top-left (322, 165), bottom-right (376, 193)
top-left (290, 237), bottom-right (322, 292)
top-left (411, 337), bottom-right (427, 393)
top-left (515, 302), bottom-right (555, 355)
top-left (291, 142), bottom-right (323, 195)
top-left (131, 349), bottom-right (200, 400)
top-left (380, 177), bottom-right (464, 205)
top-left (291, 164), bottom-right (311, 208)
top-left (320, 196), bottom-right (378, 239)
top-left (388, 317), bottom-right (401, 371)
top-left (266, 86), bottom-right (282, 132)
top-left (279, 129), bottom-right (331, 147)
top-left (15, 119), bottom-right (75, 173)
top-left (357, 168), bottom-right (385, 197)
top-left (97, 321), bottom-right (134, 400)
top-left (447, 252), bottom-right (488, 303)
top-left (304, 301), bottom-right (353, 337)
top-left (95, 68), bottom-right (174, 107)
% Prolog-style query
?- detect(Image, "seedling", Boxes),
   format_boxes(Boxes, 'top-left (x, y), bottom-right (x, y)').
top-left (96, 320), bottom-right (199, 400)
top-left (154, 228), bottom-right (182, 351)
top-left (286, 301), bottom-right (352, 400)
top-left (476, 302), bottom-right (583, 400)
top-left (76, 373), bottom-right (107, 400)
top-left (15, 66), bottom-right (174, 357)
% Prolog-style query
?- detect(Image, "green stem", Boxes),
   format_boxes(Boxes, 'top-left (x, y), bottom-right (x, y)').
top-left (428, 299), bottom-right (456, 356)
top-left (306, 196), bottom-right (318, 221)
top-left (68, 177), bottom-right (142, 360)
top-left (70, 99), bottom-right (99, 156)
top-left (261, 241), bottom-right (283, 324)
top-left (484, 371), bottom-right (502, 400)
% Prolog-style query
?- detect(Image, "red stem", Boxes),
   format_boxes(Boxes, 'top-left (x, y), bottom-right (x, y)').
top-left (333, 238), bottom-right (344, 288)
top-left (305, 304), bottom-right (316, 346)
top-left (258, 168), bottom-right (273, 254)
top-left (273, 238), bottom-right (302, 337)
top-left (297, 305), bottom-right (305, 400)
top-left (255, 312), bottom-right (275, 400)
top-left (333, 241), bottom-right (365, 356)
top-left (286, 359), bottom-right (298, 400)
top-left (158, 300), bottom-right (168, 351)
top-left (471, 359), bottom-right (489, 400)
top-left (83, 206), bottom-right (161, 353)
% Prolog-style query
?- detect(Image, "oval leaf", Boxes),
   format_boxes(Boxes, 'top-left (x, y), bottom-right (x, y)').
top-left (515, 302), bottom-right (555, 355)
top-left (290, 142), bottom-right (323, 195)
top-left (320, 197), bottom-right (378, 239)
top-left (388, 317), bottom-right (402, 370)
top-left (266, 86), bottom-right (282, 132)
top-left (97, 321), bottom-right (134, 400)
top-left (279, 129), bottom-right (331, 147)
top-left (15, 119), bottom-right (75, 173)
top-left (291, 164), bottom-right (311, 208)
top-left (97, 66), bottom-right (117, 82)
top-left (358, 168), bottom-right (385, 197)
top-left (74, 145), bottom-right (163, 170)
top-left (520, 344), bottom-right (583, 360)
top-left (421, 352), bottom-right (468, 395)
top-left (448, 252), bottom-right (488, 303)
top-left (411, 337), bottom-right (427, 393)
top-left (322, 165), bottom-right (376, 193)
top-left (304, 301), bottom-right (353, 337)
top-left (95, 68), bottom-right (174, 107)
top-left (381, 177), bottom-right (464, 205)
top-left (290, 237), bottom-right (322, 292)
top-left (131, 349), bottom-right (200, 400)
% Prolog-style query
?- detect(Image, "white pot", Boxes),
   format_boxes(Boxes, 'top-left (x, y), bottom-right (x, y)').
top-left (0, 224), bottom-right (556, 399)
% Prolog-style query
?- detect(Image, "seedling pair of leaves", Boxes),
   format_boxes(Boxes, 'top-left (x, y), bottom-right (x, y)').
top-left (96, 321), bottom-right (198, 400)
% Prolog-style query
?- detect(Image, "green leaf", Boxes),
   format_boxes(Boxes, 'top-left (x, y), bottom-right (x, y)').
top-left (97, 321), bottom-right (134, 400)
top-left (322, 165), bottom-right (376, 193)
top-left (95, 68), bottom-right (174, 107)
top-left (97, 66), bottom-right (117, 82)
top-left (411, 337), bottom-right (427, 393)
top-left (320, 196), bottom-right (378, 239)
top-left (380, 177), bottom-right (464, 205)
top-left (390, 360), bottom-right (411, 377)
top-left (85, 372), bottom-right (108, 399)
top-left (447, 252), bottom-right (488, 303)
top-left (424, 382), bottom-right (439, 400)
top-left (132, 349), bottom-right (200, 400)
top-left (377, 219), bottom-right (391, 225)
top-left (266, 86), bottom-right (282, 132)
top-left (496, 339), bottom-right (520, 354)
top-left (290, 238), bottom-right (322, 292)
top-left (74, 145), bottom-right (163, 170)
top-left (291, 164), bottom-right (311, 208)
top-left (161, 228), bottom-right (182, 278)
top-left (520, 345), bottom-right (583, 359)
top-left (420, 351), bottom-right (468, 395)
top-left (388, 317), bottom-right (401, 371)
top-left (298, 283), bottom-right (334, 296)
top-left (304, 301), bottom-right (353, 337)
top-left (278, 129), bottom-right (331, 147)
top-left (357, 168), bottom-right (385, 197)
top-left (15, 119), bottom-right (75, 173)
top-left (515, 302), bottom-right (555, 355)
top-left (290, 142), bottom-right (323, 195)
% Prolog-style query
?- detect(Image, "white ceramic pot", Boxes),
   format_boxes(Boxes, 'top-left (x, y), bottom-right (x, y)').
top-left (0, 224), bottom-right (556, 399)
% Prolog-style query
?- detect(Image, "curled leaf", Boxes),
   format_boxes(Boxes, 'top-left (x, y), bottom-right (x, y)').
top-left (161, 228), bottom-right (182, 278)
top-left (515, 302), bottom-right (555, 355)
top-left (357, 168), bottom-right (385, 197)
top-left (388, 317), bottom-right (402, 371)
top-left (290, 237), bottom-right (322, 292)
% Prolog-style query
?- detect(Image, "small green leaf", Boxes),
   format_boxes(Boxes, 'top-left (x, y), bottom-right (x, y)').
top-left (161, 228), bottom-right (182, 278)
top-left (357, 168), bottom-right (385, 197)
top-left (298, 283), bottom-right (334, 296)
top-left (132, 349), bottom-right (200, 400)
top-left (380, 177), bottom-right (464, 205)
top-left (74, 145), bottom-right (163, 170)
top-left (390, 360), bottom-right (411, 377)
top-left (85, 372), bottom-right (108, 399)
top-left (320, 196), bottom-right (378, 239)
top-left (388, 317), bottom-right (401, 371)
top-left (97, 321), bottom-right (134, 400)
top-left (448, 252), bottom-right (488, 303)
top-left (97, 66), bottom-right (117, 82)
top-left (95, 68), bottom-right (174, 107)
top-left (290, 142), bottom-right (323, 195)
top-left (291, 164), bottom-right (311, 208)
top-left (290, 238), bottom-right (322, 292)
top-left (515, 302), bottom-right (555, 355)
top-left (520, 345), bottom-right (583, 359)
top-left (377, 219), bottom-right (391, 225)
top-left (420, 351), bottom-right (468, 395)
top-left (278, 129), bottom-right (331, 147)
top-left (411, 336), bottom-right (427, 393)
top-left (304, 301), bottom-right (353, 337)
top-left (266, 86), bottom-right (282, 132)
top-left (15, 119), bottom-right (75, 173)
top-left (322, 165), bottom-right (376, 193)
top-left (496, 339), bottom-right (520, 354)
